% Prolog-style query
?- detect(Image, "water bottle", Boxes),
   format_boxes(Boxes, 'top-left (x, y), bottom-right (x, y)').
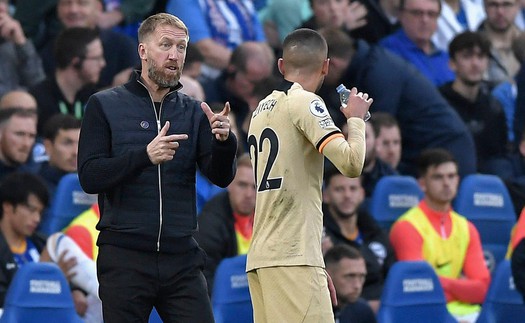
top-left (336, 84), bottom-right (371, 121)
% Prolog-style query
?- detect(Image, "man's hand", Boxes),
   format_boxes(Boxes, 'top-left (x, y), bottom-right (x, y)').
top-left (201, 101), bottom-right (231, 141)
top-left (147, 121), bottom-right (188, 165)
top-left (56, 250), bottom-right (78, 281)
top-left (340, 87), bottom-right (373, 120)
top-left (0, 3), bottom-right (26, 45)
top-left (344, 1), bottom-right (368, 31)
top-left (71, 289), bottom-right (88, 317)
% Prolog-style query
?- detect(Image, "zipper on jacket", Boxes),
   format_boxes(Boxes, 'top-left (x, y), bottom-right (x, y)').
top-left (138, 79), bottom-right (176, 252)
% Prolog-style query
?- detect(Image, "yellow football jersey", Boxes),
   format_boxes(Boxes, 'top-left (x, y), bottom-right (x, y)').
top-left (246, 82), bottom-right (345, 271)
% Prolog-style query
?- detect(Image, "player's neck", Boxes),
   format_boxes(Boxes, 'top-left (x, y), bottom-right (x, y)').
top-left (284, 74), bottom-right (319, 93)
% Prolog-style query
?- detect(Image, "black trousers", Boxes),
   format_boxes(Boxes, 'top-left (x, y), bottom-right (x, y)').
top-left (97, 244), bottom-right (214, 323)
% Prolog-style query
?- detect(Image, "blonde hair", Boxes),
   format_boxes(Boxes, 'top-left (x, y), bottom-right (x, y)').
top-left (138, 13), bottom-right (189, 43)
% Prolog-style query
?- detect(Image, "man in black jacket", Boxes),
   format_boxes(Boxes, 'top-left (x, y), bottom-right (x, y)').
top-left (77, 13), bottom-right (237, 322)
top-left (322, 166), bottom-right (396, 313)
top-left (195, 153), bottom-right (255, 294)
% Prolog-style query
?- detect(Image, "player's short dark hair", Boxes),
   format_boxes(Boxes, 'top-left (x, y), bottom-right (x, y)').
top-left (0, 172), bottom-right (49, 218)
top-left (448, 31), bottom-right (491, 59)
top-left (282, 28), bottom-right (328, 71)
top-left (54, 27), bottom-right (100, 69)
top-left (324, 244), bottom-right (363, 266)
top-left (42, 114), bottom-right (82, 142)
top-left (416, 148), bottom-right (457, 177)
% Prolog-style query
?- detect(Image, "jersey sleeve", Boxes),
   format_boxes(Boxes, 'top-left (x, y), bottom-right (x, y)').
top-left (289, 93), bottom-right (343, 150)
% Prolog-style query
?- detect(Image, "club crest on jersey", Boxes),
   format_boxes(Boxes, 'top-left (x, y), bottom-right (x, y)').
top-left (309, 99), bottom-right (328, 118)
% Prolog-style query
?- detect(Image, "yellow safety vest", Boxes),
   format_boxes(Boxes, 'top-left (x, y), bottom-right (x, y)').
top-left (400, 207), bottom-right (480, 316)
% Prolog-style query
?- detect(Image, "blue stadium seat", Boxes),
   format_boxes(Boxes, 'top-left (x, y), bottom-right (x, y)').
top-left (0, 262), bottom-right (83, 323)
top-left (476, 260), bottom-right (525, 323)
top-left (369, 175), bottom-right (424, 230)
top-left (378, 261), bottom-right (457, 323)
top-left (212, 255), bottom-right (253, 323)
top-left (39, 173), bottom-right (97, 235)
top-left (453, 174), bottom-right (516, 272)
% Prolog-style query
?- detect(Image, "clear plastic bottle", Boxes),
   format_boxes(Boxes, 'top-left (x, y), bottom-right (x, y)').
top-left (336, 84), bottom-right (371, 121)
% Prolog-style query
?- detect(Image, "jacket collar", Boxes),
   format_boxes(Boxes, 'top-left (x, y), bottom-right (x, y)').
top-left (124, 70), bottom-right (183, 98)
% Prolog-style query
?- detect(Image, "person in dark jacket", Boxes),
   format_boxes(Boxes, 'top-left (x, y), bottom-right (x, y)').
top-left (318, 27), bottom-right (477, 177)
top-left (195, 153), bottom-right (255, 293)
top-left (0, 172), bottom-right (49, 307)
top-left (439, 31), bottom-right (509, 172)
top-left (322, 166), bottom-right (396, 314)
top-left (77, 13), bottom-right (238, 323)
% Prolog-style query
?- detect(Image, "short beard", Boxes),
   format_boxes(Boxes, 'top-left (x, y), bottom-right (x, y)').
top-left (147, 59), bottom-right (180, 88)
top-left (332, 206), bottom-right (356, 220)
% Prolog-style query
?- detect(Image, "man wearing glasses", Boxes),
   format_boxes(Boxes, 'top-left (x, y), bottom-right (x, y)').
top-left (379, 0), bottom-right (455, 86)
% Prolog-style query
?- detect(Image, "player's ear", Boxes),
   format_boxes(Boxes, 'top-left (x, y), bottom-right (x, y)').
top-left (277, 58), bottom-right (285, 76)
top-left (321, 58), bottom-right (330, 76)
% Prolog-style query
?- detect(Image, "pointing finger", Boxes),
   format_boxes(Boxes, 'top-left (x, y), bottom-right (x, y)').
top-left (162, 134), bottom-right (189, 142)
top-left (200, 102), bottom-right (215, 121)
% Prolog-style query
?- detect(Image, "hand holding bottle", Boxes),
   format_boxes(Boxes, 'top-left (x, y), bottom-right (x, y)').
top-left (336, 84), bottom-right (372, 121)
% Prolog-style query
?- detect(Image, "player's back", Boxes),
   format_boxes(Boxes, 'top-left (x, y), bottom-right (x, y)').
top-left (247, 82), bottom-right (341, 271)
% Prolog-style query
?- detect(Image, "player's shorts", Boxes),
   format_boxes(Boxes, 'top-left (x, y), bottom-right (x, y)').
top-left (247, 265), bottom-right (334, 323)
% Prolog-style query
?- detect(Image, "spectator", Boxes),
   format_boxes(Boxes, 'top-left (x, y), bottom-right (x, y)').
top-left (0, 0), bottom-right (46, 97)
top-left (324, 245), bottom-right (377, 323)
top-left (0, 90), bottom-right (48, 168)
top-left (389, 148), bottom-right (490, 323)
top-left (30, 27), bottom-right (105, 135)
top-left (302, 0), bottom-right (400, 44)
top-left (322, 166), bottom-right (396, 313)
top-left (439, 31), bottom-right (509, 172)
top-left (38, 0), bottom-right (139, 89)
top-left (0, 108), bottom-right (38, 181)
top-left (183, 43), bottom-right (204, 80)
top-left (432, 0), bottom-right (485, 51)
top-left (371, 111), bottom-right (402, 171)
top-left (195, 153), bottom-right (255, 292)
top-left (202, 41), bottom-right (275, 147)
top-left (318, 27), bottom-right (477, 177)
top-left (96, 0), bottom-right (155, 40)
top-left (165, 0), bottom-right (267, 77)
top-left (0, 172), bottom-right (100, 320)
top-left (0, 172), bottom-right (49, 308)
top-left (361, 121), bottom-right (398, 204)
top-left (257, 0), bottom-right (312, 49)
top-left (0, 90), bottom-right (38, 111)
top-left (379, 0), bottom-right (455, 86)
top-left (38, 114), bottom-right (81, 200)
top-left (478, 0), bottom-right (522, 86)
top-left (300, 0), bottom-right (368, 39)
